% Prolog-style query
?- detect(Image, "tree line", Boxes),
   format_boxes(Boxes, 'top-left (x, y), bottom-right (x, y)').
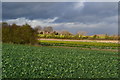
top-left (2, 22), bottom-right (38, 44)
top-left (35, 26), bottom-right (119, 40)
top-left (1, 22), bottom-right (120, 45)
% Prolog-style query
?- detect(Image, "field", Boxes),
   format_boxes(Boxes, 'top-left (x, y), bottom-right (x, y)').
top-left (2, 43), bottom-right (119, 78)
top-left (40, 39), bottom-right (118, 50)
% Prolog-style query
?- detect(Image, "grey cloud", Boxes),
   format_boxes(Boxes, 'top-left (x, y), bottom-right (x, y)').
top-left (2, 2), bottom-right (118, 35)
top-left (3, 2), bottom-right (117, 23)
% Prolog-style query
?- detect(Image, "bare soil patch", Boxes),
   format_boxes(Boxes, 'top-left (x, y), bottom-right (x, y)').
top-left (47, 46), bottom-right (118, 52)
top-left (39, 38), bottom-right (119, 43)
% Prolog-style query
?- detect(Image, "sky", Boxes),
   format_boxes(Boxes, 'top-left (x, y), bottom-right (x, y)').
top-left (2, 2), bottom-right (118, 35)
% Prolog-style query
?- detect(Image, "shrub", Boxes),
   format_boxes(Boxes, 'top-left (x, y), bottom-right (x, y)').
top-left (2, 22), bottom-right (38, 45)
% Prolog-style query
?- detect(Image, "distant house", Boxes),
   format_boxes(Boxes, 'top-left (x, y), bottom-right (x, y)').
top-left (58, 31), bottom-right (72, 36)
top-left (92, 34), bottom-right (106, 37)
top-left (37, 30), bottom-right (43, 34)
top-left (37, 30), bottom-right (54, 34)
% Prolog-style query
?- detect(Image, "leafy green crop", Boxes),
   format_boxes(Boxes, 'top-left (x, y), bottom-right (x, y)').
top-left (2, 43), bottom-right (119, 78)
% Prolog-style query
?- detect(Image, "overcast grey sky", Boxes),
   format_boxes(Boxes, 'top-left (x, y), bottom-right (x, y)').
top-left (2, 2), bottom-right (118, 35)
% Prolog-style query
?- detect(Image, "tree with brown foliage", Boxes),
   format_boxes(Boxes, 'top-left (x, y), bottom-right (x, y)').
top-left (2, 22), bottom-right (38, 45)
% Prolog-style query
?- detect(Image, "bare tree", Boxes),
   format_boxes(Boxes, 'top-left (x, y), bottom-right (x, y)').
top-left (77, 31), bottom-right (87, 36)
top-left (43, 26), bottom-right (53, 32)
top-left (34, 26), bottom-right (42, 31)
top-left (60, 30), bottom-right (72, 36)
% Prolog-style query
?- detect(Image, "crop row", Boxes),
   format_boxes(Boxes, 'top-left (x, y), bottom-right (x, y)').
top-left (40, 40), bottom-right (118, 49)
top-left (2, 43), bottom-right (119, 78)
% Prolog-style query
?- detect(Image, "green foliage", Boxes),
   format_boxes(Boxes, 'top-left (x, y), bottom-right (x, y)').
top-left (2, 23), bottom-right (38, 45)
top-left (105, 34), bottom-right (110, 40)
top-left (38, 34), bottom-right (119, 40)
top-left (40, 40), bottom-right (118, 49)
top-left (93, 35), bottom-right (97, 39)
top-left (2, 43), bottom-right (118, 78)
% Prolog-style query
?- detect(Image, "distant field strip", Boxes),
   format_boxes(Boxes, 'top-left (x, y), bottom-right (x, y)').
top-left (40, 39), bottom-right (118, 50)
top-left (39, 39), bottom-right (119, 43)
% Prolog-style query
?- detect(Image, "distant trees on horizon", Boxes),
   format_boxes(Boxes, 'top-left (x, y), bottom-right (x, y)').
top-left (1, 22), bottom-right (120, 42)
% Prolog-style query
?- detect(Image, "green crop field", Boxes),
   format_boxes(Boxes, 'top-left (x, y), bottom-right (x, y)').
top-left (2, 43), bottom-right (119, 78)
top-left (40, 40), bottom-right (118, 49)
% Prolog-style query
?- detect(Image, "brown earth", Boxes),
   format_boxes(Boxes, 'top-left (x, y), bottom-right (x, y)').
top-left (47, 46), bottom-right (118, 52)
top-left (39, 38), bottom-right (119, 43)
